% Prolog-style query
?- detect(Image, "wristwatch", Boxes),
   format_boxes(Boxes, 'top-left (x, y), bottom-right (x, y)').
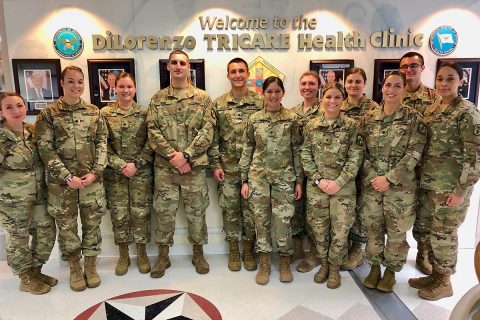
top-left (65, 174), bottom-right (73, 183)
top-left (182, 152), bottom-right (191, 162)
top-left (314, 179), bottom-right (320, 186)
top-left (242, 179), bottom-right (248, 184)
top-left (134, 160), bottom-right (143, 169)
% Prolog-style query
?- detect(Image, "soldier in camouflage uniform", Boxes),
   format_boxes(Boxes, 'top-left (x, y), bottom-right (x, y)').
top-left (291, 71), bottom-right (322, 272)
top-left (340, 68), bottom-right (379, 271)
top-left (399, 52), bottom-right (440, 275)
top-left (147, 50), bottom-right (215, 278)
top-left (409, 62), bottom-right (480, 300)
top-left (239, 76), bottom-right (303, 285)
top-left (101, 73), bottom-right (153, 276)
top-left (208, 58), bottom-right (263, 272)
top-left (360, 72), bottom-right (426, 293)
top-left (300, 82), bottom-right (364, 289)
top-left (35, 66), bottom-right (108, 292)
top-left (0, 92), bottom-right (56, 295)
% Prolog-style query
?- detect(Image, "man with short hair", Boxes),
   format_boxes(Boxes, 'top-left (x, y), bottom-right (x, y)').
top-left (102, 72), bottom-right (117, 101)
top-left (27, 72), bottom-right (52, 101)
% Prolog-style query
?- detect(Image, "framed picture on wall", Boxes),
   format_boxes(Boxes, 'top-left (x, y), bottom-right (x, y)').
top-left (436, 58), bottom-right (480, 104)
top-left (373, 59), bottom-right (399, 103)
top-left (11, 59), bottom-right (62, 115)
top-left (159, 59), bottom-right (206, 90)
top-left (87, 59), bottom-right (136, 108)
top-left (309, 59), bottom-right (354, 97)
top-left (0, 60), bottom-right (6, 92)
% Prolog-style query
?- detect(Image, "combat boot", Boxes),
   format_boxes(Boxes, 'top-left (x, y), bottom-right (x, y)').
top-left (377, 268), bottom-right (396, 292)
top-left (327, 264), bottom-right (341, 289)
top-left (408, 274), bottom-right (435, 289)
top-left (279, 255), bottom-right (293, 282)
top-left (68, 257), bottom-right (86, 292)
top-left (228, 240), bottom-right (241, 271)
top-left (19, 268), bottom-right (50, 295)
top-left (150, 245), bottom-right (171, 278)
top-left (297, 239), bottom-right (321, 273)
top-left (31, 266), bottom-right (58, 287)
top-left (136, 243), bottom-right (151, 274)
top-left (418, 269), bottom-right (453, 300)
top-left (416, 243), bottom-right (433, 275)
top-left (192, 245), bottom-right (209, 274)
top-left (341, 241), bottom-right (364, 270)
top-left (255, 252), bottom-right (271, 285)
top-left (115, 244), bottom-right (130, 276)
top-left (243, 239), bottom-right (257, 271)
top-left (291, 235), bottom-right (305, 262)
top-left (314, 259), bottom-right (329, 284)
top-left (364, 265), bottom-right (381, 289)
top-left (84, 256), bottom-right (101, 288)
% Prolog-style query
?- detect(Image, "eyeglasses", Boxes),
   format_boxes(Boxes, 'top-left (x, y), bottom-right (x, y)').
top-left (399, 63), bottom-right (422, 71)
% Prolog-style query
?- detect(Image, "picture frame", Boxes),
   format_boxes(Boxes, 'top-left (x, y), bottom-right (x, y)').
top-left (87, 59), bottom-right (136, 108)
top-left (159, 59), bottom-right (205, 90)
top-left (372, 59), bottom-right (399, 103)
top-left (0, 60), bottom-right (6, 93)
top-left (11, 59), bottom-right (62, 115)
top-left (436, 58), bottom-right (480, 104)
top-left (309, 59), bottom-right (354, 97)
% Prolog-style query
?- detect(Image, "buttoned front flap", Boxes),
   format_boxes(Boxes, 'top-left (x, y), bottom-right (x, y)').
top-left (186, 100), bottom-right (204, 129)
top-left (77, 110), bottom-right (99, 142)
top-left (104, 113), bottom-right (122, 144)
top-left (253, 119), bottom-right (269, 147)
top-left (386, 120), bottom-right (410, 158)
top-left (2, 141), bottom-right (33, 170)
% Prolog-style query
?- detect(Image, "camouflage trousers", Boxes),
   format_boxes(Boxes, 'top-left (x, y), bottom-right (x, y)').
top-left (0, 201), bottom-right (56, 275)
top-left (47, 181), bottom-right (106, 261)
top-left (348, 177), bottom-right (366, 243)
top-left (217, 177), bottom-right (255, 241)
top-left (418, 188), bottom-right (471, 275)
top-left (104, 166), bottom-right (153, 245)
top-left (292, 178), bottom-right (321, 243)
top-left (248, 179), bottom-right (294, 255)
top-left (306, 184), bottom-right (355, 265)
top-left (360, 186), bottom-right (416, 272)
top-left (153, 166), bottom-right (209, 246)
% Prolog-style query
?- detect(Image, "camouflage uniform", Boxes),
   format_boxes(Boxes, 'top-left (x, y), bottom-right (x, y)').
top-left (239, 106), bottom-right (303, 255)
top-left (402, 83), bottom-right (439, 115)
top-left (101, 102), bottom-right (153, 245)
top-left (419, 96), bottom-right (480, 274)
top-left (360, 104), bottom-right (426, 272)
top-left (0, 122), bottom-right (56, 275)
top-left (208, 91), bottom-right (263, 241)
top-left (341, 95), bottom-right (379, 244)
top-left (147, 85), bottom-right (215, 246)
top-left (35, 99), bottom-right (108, 261)
top-left (300, 113), bottom-right (364, 264)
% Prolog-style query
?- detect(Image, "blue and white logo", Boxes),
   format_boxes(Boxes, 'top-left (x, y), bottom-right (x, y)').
top-left (53, 28), bottom-right (83, 59)
top-left (429, 26), bottom-right (458, 56)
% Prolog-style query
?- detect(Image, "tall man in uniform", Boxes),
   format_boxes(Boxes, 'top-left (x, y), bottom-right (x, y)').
top-left (399, 51), bottom-right (439, 275)
top-left (208, 58), bottom-right (263, 271)
top-left (147, 50), bottom-right (215, 278)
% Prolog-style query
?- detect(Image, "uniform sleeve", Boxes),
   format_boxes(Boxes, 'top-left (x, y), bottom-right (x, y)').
top-left (453, 109), bottom-right (480, 197)
top-left (146, 101), bottom-right (177, 159)
top-left (299, 121), bottom-right (321, 182)
top-left (291, 118), bottom-right (304, 183)
top-left (335, 124), bottom-right (365, 187)
top-left (184, 96), bottom-right (216, 160)
top-left (137, 139), bottom-right (154, 166)
top-left (359, 115), bottom-right (378, 181)
top-left (91, 113), bottom-right (108, 178)
top-left (207, 102), bottom-right (222, 171)
top-left (106, 143), bottom-right (127, 173)
top-left (239, 118), bottom-right (255, 181)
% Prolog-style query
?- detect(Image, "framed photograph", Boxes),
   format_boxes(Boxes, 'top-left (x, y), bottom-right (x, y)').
top-left (87, 59), bottom-right (136, 108)
top-left (12, 59), bottom-right (62, 115)
top-left (0, 60), bottom-right (6, 92)
top-left (373, 59), bottom-right (399, 103)
top-left (436, 58), bottom-right (480, 104)
top-left (309, 59), bottom-right (354, 97)
top-left (159, 59), bottom-right (205, 90)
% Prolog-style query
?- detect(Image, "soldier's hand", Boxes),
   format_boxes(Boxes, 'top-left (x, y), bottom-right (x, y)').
top-left (213, 168), bottom-right (225, 182)
top-left (68, 176), bottom-right (84, 189)
top-left (371, 175), bottom-right (389, 192)
top-left (177, 162), bottom-right (191, 174)
top-left (168, 151), bottom-right (187, 168)
top-left (446, 194), bottom-right (464, 207)
top-left (241, 183), bottom-right (249, 199)
top-left (80, 173), bottom-right (97, 187)
top-left (294, 183), bottom-right (302, 200)
top-left (323, 181), bottom-right (340, 195)
top-left (318, 179), bottom-right (329, 191)
top-left (122, 163), bottom-right (138, 177)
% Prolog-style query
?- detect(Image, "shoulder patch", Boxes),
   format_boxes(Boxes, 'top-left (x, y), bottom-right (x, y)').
top-left (356, 133), bottom-right (365, 146)
top-left (474, 124), bottom-right (480, 136)
top-left (417, 122), bottom-right (427, 135)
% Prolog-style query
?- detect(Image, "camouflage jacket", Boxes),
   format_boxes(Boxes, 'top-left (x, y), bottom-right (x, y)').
top-left (0, 121), bottom-right (45, 204)
top-left (361, 103), bottom-right (427, 188)
top-left (421, 95), bottom-right (480, 197)
top-left (402, 83), bottom-right (439, 115)
top-left (341, 95), bottom-right (379, 121)
top-left (147, 85), bottom-right (215, 168)
top-left (208, 90), bottom-right (263, 176)
top-left (35, 99), bottom-right (108, 184)
top-left (101, 102), bottom-right (153, 173)
top-left (239, 105), bottom-right (303, 184)
top-left (291, 101), bottom-right (322, 141)
top-left (300, 113), bottom-right (364, 195)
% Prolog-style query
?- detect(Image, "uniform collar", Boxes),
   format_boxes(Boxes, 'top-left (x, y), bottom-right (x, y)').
top-left (375, 103), bottom-right (406, 121)
top-left (316, 112), bottom-right (345, 128)
top-left (225, 90), bottom-right (257, 106)
top-left (110, 101), bottom-right (139, 115)
top-left (166, 84), bottom-right (195, 100)
top-left (58, 98), bottom-right (87, 111)
top-left (342, 94), bottom-right (367, 111)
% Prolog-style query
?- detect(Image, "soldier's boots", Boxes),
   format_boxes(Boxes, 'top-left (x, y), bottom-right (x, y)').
top-left (243, 240), bottom-right (257, 271)
top-left (409, 274), bottom-right (435, 289)
top-left (84, 256), bottom-right (101, 288)
top-left (377, 269), bottom-right (396, 292)
top-left (418, 270), bottom-right (453, 300)
top-left (192, 245), bottom-right (209, 274)
top-left (416, 243), bottom-right (433, 275)
top-left (136, 243), bottom-right (151, 274)
top-left (68, 257), bottom-right (86, 292)
top-left (327, 264), bottom-right (341, 289)
top-left (19, 268), bottom-right (51, 295)
top-left (31, 266), bottom-right (58, 287)
top-left (279, 255), bottom-right (293, 282)
top-left (341, 241), bottom-right (364, 271)
top-left (297, 239), bottom-right (321, 273)
top-left (291, 235), bottom-right (305, 263)
top-left (150, 245), bottom-right (171, 278)
top-left (115, 244), bottom-right (130, 276)
top-left (314, 259), bottom-right (329, 284)
top-left (364, 265), bottom-right (381, 289)
top-left (228, 240), bottom-right (241, 271)
top-left (255, 252), bottom-right (271, 285)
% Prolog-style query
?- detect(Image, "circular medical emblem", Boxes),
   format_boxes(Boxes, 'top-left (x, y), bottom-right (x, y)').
top-left (53, 28), bottom-right (83, 58)
top-left (429, 25), bottom-right (458, 56)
